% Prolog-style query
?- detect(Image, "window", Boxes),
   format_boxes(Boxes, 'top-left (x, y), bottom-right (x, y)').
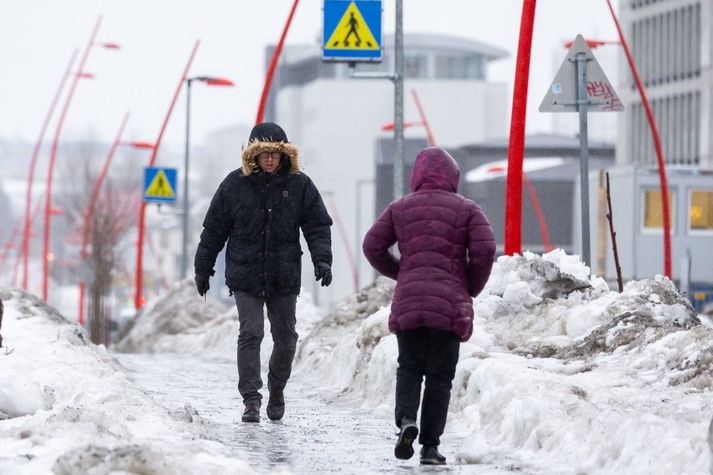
top-left (643, 189), bottom-right (675, 231)
top-left (404, 55), bottom-right (426, 79)
top-left (434, 55), bottom-right (483, 80)
top-left (689, 190), bottom-right (713, 232)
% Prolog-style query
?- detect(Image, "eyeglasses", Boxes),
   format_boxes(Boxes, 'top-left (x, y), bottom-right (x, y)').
top-left (257, 151), bottom-right (281, 161)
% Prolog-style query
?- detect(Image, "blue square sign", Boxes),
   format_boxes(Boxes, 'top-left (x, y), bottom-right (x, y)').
top-left (323, 0), bottom-right (382, 62)
top-left (143, 167), bottom-right (177, 204)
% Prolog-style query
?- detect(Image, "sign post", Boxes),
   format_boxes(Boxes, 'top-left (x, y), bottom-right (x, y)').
top-left (539, 34), bottom-right (623, 268)
top-left (322, 1), bottom-right (405, 200)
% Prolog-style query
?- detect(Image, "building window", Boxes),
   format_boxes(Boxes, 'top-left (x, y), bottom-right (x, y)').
top-left (435, 55), bottom-right (483, 79)
top-left (643, 189), bottom-right (675, 231)
top-left (404, 55), bottom-right (426, 79)
top-left (689, 190), bottom-right (713, 232)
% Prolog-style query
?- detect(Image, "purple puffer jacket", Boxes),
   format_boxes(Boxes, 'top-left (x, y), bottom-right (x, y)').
top-left (362, 147), bottom-right (496, 341)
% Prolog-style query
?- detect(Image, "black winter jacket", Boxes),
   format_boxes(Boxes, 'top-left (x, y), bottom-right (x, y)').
top-left (195, 156), bottom-right (332, 297)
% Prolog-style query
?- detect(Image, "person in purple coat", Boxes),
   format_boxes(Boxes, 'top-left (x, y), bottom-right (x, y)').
top-left (362, 146), bottom-right (496, 465)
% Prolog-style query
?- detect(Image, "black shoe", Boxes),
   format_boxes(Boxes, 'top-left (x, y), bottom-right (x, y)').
top-left (394, 419), bottom-right (419, 460)
top-left (420, 445), bottom-right (446, 465)
top-left (242, 403), bottom-right (260, 423)
top-left (266, 388), bottom-right (285, 421)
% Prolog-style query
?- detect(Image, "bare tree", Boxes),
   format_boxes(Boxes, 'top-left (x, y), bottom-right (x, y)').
top-left (57, 138), bottom-right (140, 345)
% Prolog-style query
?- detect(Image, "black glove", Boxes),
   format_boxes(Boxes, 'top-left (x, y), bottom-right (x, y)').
top-left (195, 274), bottom-right (210, 296)
top-left (314, 261), bottom-right (332, 287)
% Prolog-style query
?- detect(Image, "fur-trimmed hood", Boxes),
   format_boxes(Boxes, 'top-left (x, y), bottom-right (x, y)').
top-left (241, 140), bottom-right (301, 176)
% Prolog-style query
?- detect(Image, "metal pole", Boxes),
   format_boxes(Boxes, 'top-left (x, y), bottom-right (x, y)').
top-left (393, 0), bottom-right (404, 199)
top-left (576, 52), bottom-right (591, 268)
top-left (135, 40), bottom-right (200, 310)
top-left (181, 79), bottom-right (192, 280)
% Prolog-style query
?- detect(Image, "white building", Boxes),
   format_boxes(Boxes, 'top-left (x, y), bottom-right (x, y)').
top-left (268, 33), bottom-right (510, 308)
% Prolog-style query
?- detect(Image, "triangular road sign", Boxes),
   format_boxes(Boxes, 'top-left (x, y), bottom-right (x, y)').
top-left (539, 34), bottom-right (624, 113)
top-left (145, 169), bottom-right (175, 199)
top-left (325, 1), bottom-right (379, 50)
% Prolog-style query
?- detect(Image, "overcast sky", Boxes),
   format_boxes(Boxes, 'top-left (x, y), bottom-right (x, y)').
top-left (0, 0), bottom-right (620, 148)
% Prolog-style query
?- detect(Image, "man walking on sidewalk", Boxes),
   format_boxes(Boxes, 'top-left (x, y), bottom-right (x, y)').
top-left (363, 147), bottom-right (495, 465)
top-left (194, 122), bottom-right (333, 423)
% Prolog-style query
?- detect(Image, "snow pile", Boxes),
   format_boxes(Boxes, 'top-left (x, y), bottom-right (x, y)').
top-left (0, 289), bottom-right (255, 474)
top-left (115, 280), bottom-right (230, 353)
top-left (117, 281), bottom-right (325, 362)
top-left (294, 250), bottom-right (713, 474)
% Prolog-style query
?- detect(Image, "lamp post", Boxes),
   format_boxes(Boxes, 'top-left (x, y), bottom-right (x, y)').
top-left (77, 113), bottom-right (155, 327)
top-left (255, 0), bottom-right (300, 124)
top-left (21, 50), bottom-right (78, 291)
top-left (181, 76), bottom-right (233, 280)
top-left (42, 16), bottom-right (120, 302)
top-left (573, 4), bottom-right (673, 278)
top-left (135, 40), bottom-right (200, 311)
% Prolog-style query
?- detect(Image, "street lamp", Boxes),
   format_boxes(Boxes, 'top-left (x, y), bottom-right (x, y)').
top-left (567, 12), bottom-right (673, 279)
top-left (77, 113), bottom-right (154, 327)
top-left (21, 50), bottom-right (77, 292)
top-left (181, 75), bottom-right (234, 280)
top-left (135, 40), bottom-right (200, 311)
top-left (42, 15), bottom-right (120, 302)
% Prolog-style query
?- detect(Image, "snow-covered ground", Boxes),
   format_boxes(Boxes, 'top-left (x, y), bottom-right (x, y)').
top-left (2, 250), bottom-right (712, 474)
top-left (0, 289), bottom-right (255, 474)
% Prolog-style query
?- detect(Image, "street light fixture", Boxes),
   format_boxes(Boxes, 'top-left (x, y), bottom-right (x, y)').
top-left (76, 114), bottom-right (155, 327)
top-left (42, 15), bottom-right (121, 303)
top-left (180, 75), bottom-right (234, 280)
top-left (135, 40), bottom-right (200, 311)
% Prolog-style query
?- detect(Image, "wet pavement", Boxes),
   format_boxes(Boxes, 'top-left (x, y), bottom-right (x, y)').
top-left (117, 353), bottom-right (519, 474)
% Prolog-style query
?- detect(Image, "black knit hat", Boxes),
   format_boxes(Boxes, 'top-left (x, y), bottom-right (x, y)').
top-left (248, 122), bottom-right (288, 143)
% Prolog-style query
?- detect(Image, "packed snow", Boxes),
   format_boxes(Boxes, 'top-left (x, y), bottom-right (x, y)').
top-left (2, 249), bottom-right (712, 474)
top-left (0, 290), bottom-right (255, 474)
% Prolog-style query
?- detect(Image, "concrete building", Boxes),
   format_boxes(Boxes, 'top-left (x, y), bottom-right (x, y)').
top-left (589, 0), bottom-right (713, 307)
top-left (267, 33), bottom-right (510, 308)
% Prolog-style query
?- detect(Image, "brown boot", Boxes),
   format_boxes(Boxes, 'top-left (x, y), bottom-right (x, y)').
top-left (242, 403), bottom-right (260, 423)
top-left (266, 388), bottom-right (285, 421)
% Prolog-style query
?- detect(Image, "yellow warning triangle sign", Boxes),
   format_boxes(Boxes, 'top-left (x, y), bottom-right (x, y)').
top-left (145, 169), bottom-right (175, 198)
top-left (325, 1), bottom-right (379, 50)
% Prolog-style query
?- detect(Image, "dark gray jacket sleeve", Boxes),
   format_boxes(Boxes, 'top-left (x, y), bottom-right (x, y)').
top-left (300, 177), bottom-right (333, 266)
top-left (194, 183), bottom-right (232, 276)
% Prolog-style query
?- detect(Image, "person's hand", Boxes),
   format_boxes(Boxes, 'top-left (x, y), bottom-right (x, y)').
top-left (195, 274), bottom-right (210, 296)
top-left (314, 262), bottom-right (332, 287)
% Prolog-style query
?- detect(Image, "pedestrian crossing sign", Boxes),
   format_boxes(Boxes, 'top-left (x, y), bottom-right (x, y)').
top-left (143, 167), bottom-right (177, 204)
top-left (322, 0), bottom-right (382, 62)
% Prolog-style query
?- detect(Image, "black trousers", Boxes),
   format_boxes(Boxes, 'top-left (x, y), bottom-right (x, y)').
top-left (395, 327), bottom-right (460, 447)
top-left (234, 291), bottom-right (298, 405)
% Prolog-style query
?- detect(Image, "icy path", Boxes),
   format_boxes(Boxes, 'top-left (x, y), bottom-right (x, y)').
top-left (116, 353), bottom-right (517, 474)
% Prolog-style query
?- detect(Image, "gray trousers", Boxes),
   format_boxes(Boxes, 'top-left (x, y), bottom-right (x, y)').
top-left (234, 291), bottom-right (298, 405)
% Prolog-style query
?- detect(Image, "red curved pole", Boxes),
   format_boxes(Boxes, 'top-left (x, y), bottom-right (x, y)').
top-left (605, 0), bottom-right (671, 278)
top-left (0, 220), bottom-right (21, 284)
top-left (135, 40), bottom-right (200, 310)
top-left (21, 50), bottom-right (78, 291)
top-left (410, 89), bottom-right (436, 147)
top-left (523, 173), bottom-right (553, 252)
top-left (78, 112), bottom-right (130, 326)
top-left (42, 16), bottom-right (102, 302)
top-left (255, 0), bottom-right (300, 125)
top-left (505, 0), bottom-right (537, 256)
